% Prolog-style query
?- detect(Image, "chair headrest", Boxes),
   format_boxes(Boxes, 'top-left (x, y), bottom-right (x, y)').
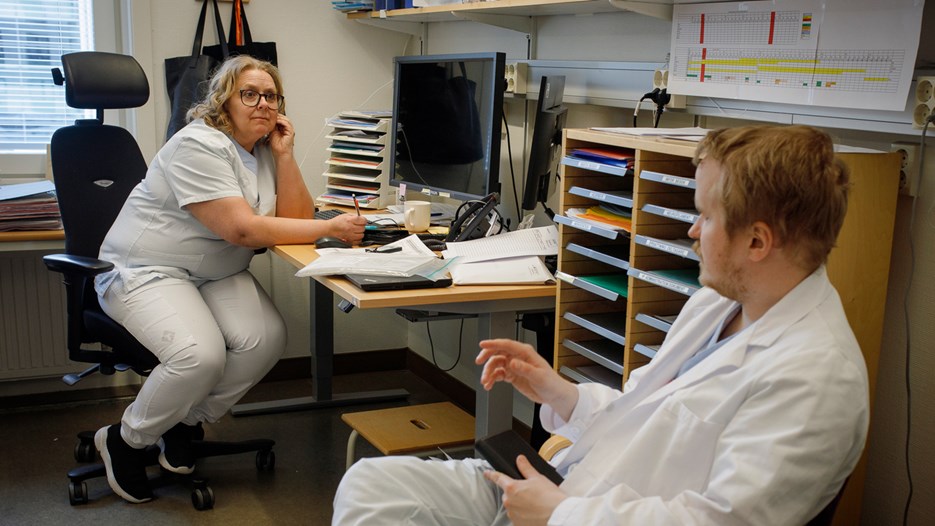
top-left (60, 52), bottom-right (150, 110)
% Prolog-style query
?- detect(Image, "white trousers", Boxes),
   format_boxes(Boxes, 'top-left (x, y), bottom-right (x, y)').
top-left (99, 270), bottom-right (286, 448)
top-left (332, 456), bottom-right (512, 526)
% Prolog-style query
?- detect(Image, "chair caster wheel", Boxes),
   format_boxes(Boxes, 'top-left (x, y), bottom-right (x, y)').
top-left (68, 481), bottom-right (89, 505)
top-left (256, 449), bottom-right (275, 471)
top-left (191, 483), bottom-right (214, 510)
top-left (74, 440), bottom-right (96, 463)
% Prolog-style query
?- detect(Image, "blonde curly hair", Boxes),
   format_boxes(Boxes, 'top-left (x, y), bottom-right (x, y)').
top-left (186, 55), bottom-right (284, 136)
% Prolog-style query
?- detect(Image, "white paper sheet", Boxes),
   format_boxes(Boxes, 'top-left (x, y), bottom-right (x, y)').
top-left (441, 225), bottom-right (559, 264)
top-left (449, 256), bottom-right (555, 285)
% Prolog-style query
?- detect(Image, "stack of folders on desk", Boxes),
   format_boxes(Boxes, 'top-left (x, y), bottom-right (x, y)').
top-left (441, 225), bottom-right (559, 285)
top-left (0, 180), bottom-right (62, 232)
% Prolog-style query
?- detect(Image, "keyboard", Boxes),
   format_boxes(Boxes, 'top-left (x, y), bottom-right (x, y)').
top-left (314, 208), bottom-right (346, 220)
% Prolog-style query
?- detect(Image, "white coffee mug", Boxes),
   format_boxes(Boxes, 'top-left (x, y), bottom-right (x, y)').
top-left (404, 200), bottom-right (432, 233)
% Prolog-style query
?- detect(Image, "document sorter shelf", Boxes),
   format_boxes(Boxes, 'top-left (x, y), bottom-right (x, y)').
top-left (559, 365), bottom-right (622, 389)
top-left (633, 235), bottom-right (699, 262)
top-left (568, 186), bottom-right (634, 209)
top-left (561, 155), bottom-right (632, 178)
top-left (627, 267), bottom-right (700, 297)
top-left (566, 242), bottom-right (630, 271)
top-left (634, 312), bottom-right (678, 333)
top-left (562, 311), bottom-right (627, 346)
top-left (555, 271), bottom-right (628, 302)
top-left (638, 170), bottom-right (696, 189)
top-left (633, 343), bottom-right (660, 360)
top-left (319, 110), bottom-right (391, 209)
top-left (553, 213), bottom-right (622, 240)
top-left (641, 203), bottom-right (699, 224)
top-left (561, 338), bottom-right (625, 375)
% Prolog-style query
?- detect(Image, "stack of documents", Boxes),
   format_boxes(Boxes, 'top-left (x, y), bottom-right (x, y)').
top-left (442, 225), bottom-right (559, 285)
top-left (331, 1), bottom-right (374, 13)
top-left (0, 180), bottom-right (62, 232)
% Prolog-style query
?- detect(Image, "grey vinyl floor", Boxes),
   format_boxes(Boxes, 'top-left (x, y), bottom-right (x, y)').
top-left (0, 370), bottom-right (455, 526)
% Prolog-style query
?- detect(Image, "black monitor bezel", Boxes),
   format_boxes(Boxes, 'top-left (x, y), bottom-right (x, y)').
top-left (389, 52), bottom-right (505, 203)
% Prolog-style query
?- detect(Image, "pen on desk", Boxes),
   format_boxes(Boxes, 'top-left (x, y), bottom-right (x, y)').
top-left (352, 194), bottom-right (361, 216)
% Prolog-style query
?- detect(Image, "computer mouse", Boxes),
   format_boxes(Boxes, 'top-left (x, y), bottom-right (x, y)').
top-left (314, 237), bottom-right (352, 249)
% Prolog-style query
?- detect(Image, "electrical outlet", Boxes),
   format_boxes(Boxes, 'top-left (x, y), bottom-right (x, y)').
top-left (891, 141), bottom-right (920, 196)
top-left (504, 62), bottom-right (528, 94)
top-left (912, 76), bottom-right (935, 128)
top-left (653, 68), bottom-right (686, 109)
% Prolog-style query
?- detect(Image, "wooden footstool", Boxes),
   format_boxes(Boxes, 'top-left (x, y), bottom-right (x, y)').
top-left (341, 402), bottom-right (475, 470)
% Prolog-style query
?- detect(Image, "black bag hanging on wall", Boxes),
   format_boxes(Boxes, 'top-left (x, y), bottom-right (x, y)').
top-left (164, 0), bottom-right (227, 141)
top-left (203, 0), bottom-right (278, 65)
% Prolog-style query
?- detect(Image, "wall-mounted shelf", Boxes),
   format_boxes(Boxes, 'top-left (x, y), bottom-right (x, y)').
top-left (347, 0), bottom-right (673, 30)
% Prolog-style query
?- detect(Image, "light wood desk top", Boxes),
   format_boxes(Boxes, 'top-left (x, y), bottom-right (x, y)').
top-left (0, 229), bottom-right (64, 243)
top-left (272, 243), bottom-right (556, 310)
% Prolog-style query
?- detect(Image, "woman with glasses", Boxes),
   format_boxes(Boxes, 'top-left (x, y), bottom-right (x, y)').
top-left (91, 55), bottom-right (367, 503)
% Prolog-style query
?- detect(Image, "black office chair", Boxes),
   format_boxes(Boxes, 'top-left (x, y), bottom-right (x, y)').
top-left (44, 51), bottom-right (274, 510)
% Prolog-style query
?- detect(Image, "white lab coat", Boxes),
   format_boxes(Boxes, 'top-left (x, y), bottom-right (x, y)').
top-left (543, 266), bottom-right (869, 526)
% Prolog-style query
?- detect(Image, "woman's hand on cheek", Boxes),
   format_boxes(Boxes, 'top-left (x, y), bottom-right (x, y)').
top-left (269, 114), bottom-right (295, 157)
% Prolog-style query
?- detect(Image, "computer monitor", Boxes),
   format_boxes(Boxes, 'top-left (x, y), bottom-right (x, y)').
top-left (389, 52), bottom-right (505, 203)
top-left (521, 75), bottom-right (567, 219)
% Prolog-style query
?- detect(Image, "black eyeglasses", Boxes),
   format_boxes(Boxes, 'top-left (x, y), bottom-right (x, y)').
top-left (239, 89), bottom-right (283, 109)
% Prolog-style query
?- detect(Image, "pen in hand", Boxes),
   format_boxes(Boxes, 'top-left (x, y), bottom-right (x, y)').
top-left (352, 194), bottom-right (361, 216)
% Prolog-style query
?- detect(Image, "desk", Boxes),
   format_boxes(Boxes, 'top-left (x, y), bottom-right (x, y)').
top-left (0, 229), bottom-right (64, 252)
top-left (232, 243), bottom-right (555, 439)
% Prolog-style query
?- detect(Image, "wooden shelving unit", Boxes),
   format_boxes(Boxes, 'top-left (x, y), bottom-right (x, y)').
top-left (553, 127), bottom-right (900, 525)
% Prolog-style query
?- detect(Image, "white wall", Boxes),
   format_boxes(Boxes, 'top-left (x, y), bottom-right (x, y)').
top-left (129, 3), bottom-right (934, 524)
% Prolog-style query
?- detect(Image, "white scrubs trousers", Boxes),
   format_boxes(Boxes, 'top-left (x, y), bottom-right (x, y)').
top-left (333, 456), bottom-right (512, 526)
top-left (99, 270), bottom-right (286, 448)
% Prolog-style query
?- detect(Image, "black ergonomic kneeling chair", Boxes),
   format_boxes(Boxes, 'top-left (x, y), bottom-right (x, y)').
top-left (45, 51), bottom-right (274, 510)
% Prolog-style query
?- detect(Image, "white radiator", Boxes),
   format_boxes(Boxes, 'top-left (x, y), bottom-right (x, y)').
top-left (0, 251), bottom-right (72, 380)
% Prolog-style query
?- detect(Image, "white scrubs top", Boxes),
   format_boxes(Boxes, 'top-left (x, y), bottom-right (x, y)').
top-left (96, 119), bottom-right (276, 295)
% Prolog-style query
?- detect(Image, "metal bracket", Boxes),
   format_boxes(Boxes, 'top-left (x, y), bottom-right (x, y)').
top-left (354, 17), bottom-right (425, 37)
top-left (607, 0), bottom-right (673, 20)
top-left (452, 12), bottom-right (532, 34)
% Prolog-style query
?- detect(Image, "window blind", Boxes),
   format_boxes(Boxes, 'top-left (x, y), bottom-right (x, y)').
top-left (0, 0), bottom-right (93, 152)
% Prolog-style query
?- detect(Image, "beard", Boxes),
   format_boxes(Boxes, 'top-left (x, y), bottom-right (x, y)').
top-left (694, 240), bottom-right (747, 301)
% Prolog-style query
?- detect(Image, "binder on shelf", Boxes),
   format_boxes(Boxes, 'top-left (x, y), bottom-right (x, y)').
top-left (634, 343), bottom-right (660, 359)
top-left (566, 242), bottom-right (630, 271)
top-left (561, 155), bottom-right (632, 178)
top-left (556, 271), bottom-right (629, 301)
top-left (634, 312), bottom-right (678, 333)
top-left (562, 311), bottom-right (627, 346)
top-left (634, 234), bottom-right (699, 261)
top-left (627, 267), bottom-right (700, 296)
top-left (639, 170), bottom-right (696, 189)
top-left (642, 203), bottom-right (699, 224)
top-left (554, 213), bottom-right (624, 240)
top-left (569, 186), bottom-right (633, 209)
top-left (561, 338), bottom-right (625, 375)
top-left (559, 364), bottom-right (622, 388)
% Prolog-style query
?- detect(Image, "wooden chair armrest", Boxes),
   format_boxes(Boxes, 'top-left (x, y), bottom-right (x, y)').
top-left (538, 435), bottom-right (572, 461)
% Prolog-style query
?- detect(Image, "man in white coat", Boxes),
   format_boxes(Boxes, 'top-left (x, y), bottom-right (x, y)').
top-left (332, 124), bottom-right (868, 526)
